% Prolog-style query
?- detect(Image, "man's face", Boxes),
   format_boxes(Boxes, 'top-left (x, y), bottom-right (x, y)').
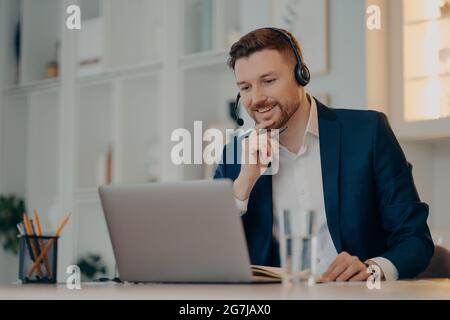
top-left (235, 49), bottom-right (302, 129)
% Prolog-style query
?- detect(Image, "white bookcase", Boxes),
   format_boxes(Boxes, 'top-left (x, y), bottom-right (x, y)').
top-left (0, 0), bottom-right (273, 281)
top-left (389, 0), bottom-right (450, 140)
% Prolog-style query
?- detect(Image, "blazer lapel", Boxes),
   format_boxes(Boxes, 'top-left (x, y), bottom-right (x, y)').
top-left (316, 100), bottom-right (343, 253)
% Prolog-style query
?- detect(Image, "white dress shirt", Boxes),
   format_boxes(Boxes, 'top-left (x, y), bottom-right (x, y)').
top-left (235, 94), bottom-right (399, 281)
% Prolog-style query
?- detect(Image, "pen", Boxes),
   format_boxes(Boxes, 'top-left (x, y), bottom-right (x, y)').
top-left (17, 223), bottom-right (24, 235)
top-left (240, 126), bottom-right (288, 139)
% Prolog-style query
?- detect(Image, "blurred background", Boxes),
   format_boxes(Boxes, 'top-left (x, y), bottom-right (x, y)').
top-left (0, 0), bottom-right (449, 283)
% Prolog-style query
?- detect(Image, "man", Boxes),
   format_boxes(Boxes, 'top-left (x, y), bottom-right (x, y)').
top-left (214, 28), bottom-right (434, 282)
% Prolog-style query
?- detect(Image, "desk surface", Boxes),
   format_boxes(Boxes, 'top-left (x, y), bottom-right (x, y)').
top-left (1, 279), bottom-right (450, 300)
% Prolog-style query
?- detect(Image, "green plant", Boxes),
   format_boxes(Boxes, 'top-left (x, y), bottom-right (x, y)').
top-left (77, 253), bottom-right (108, 281)
top-left (0, 195), bottom-right (26, 254)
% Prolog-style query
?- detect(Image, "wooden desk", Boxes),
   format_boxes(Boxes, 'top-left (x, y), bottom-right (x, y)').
top-left (1, 279), bottom-right (449, 300)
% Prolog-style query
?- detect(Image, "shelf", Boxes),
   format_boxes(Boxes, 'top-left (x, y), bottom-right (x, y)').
top-left (4, 61), bottom-right (164, 95)
top-left (77, 61), bottom-right (163, 86)
top-left (74, 188), bottom-right (100, 204)
top-left (4, 78), bottom-right (60, 96)
top-left (179, 49), bottom-right (229, 70)
top-left (405, 71), bottom-right (450, 82)
top-left (403, 16), bottom-right (450, 26)
top-left (396, 117), bottom-right (450, 141)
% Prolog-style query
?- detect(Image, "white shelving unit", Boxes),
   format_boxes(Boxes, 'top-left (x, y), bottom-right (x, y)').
top-left (0, 0), bottom-right (273, 281)
top-left (390, 0), bottom-right (450, 140)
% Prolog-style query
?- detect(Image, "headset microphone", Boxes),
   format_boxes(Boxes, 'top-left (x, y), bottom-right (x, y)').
top-left (234, 93), bottom-right (244, 126)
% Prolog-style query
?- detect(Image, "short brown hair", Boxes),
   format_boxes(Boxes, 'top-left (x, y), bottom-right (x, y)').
top-left (227, 28), bottom-right (304, 70)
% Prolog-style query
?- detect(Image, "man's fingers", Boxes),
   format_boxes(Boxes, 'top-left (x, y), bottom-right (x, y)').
top-left (321, 263), bottom-right (348, 282)
top-left (242, 124), bottom-right (284, 168)
top-left (323, 252), bottom-right (349, 276)
top-left (258, 140), bottom-right (270, 165)
top-left (322, 253), bottom-right (363, 282)
top-left (336, 263), bottom-right (364, 282)
top-left (349, 270), bottom-right (370, 282)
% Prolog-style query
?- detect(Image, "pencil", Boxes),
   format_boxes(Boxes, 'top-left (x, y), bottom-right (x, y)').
top-left (23, 213), bottom-right (44, 277)
top-left (33, 211), bottom-right (52, 279)
top-left (27, 213), bottom-right (71, 278)
top-left (29, 219), bottom-right (42, 256)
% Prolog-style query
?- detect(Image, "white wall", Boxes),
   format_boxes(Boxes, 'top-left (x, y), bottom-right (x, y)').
top-left (433, 141), bottom-right (450, 228)
top-left (307, 0), bottom-right (367, 109)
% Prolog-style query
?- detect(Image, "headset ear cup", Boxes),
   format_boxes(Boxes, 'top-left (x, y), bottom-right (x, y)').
top-left (294, 63), bottom-right (303, 86)
top-left (294, 63), bottom-right (310, 87)
top-left (301, 65), bottom-right (310, 86)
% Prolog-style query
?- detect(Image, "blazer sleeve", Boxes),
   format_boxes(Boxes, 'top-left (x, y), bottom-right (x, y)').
top-left (373, 112), bottom-right (434, 279)
top-left (213, 145), bottom-right (227, 179)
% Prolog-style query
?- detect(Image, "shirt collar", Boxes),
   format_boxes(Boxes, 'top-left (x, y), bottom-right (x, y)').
top-left (305, 93), bottom-right (319, 138)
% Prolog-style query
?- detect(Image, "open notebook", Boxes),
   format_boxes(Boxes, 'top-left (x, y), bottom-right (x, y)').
top-left (250, 265), bottom-right (314, 283)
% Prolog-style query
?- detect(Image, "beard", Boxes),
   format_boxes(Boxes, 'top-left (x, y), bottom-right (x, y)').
top-left (252, 99), bottom-right (299, 129)
top-left (277, 101), bottom-right (298, 128)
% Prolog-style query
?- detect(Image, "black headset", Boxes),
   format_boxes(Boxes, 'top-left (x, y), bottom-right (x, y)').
top-left (234, 27), bottom-right (310, 126)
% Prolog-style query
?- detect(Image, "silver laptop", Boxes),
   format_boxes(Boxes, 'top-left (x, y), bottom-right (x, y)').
top-left (99, 179), bottom-right (271, 283)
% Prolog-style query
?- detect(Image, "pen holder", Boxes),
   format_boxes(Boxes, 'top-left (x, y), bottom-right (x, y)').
top-left (18, 235), bottom-right (58, 284)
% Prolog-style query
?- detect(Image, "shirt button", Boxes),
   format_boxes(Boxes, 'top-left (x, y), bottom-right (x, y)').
top-left (299, 190), bottom-right (305, 195)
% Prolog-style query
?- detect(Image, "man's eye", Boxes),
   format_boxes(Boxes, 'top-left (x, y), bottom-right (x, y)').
top-left (264, 79), bottom-right (275, 84)
top-left (241, 86), bottom-right (250, 92)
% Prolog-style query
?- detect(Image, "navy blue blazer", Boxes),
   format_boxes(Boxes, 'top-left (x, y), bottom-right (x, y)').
top-left (214, 98), bottom-right (434, 279)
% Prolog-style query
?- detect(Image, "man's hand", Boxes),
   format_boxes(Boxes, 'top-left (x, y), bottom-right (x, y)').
top-left (233, 120), bottom-right (277, 201)
top-left (319, 252), bottom-right (385, 282)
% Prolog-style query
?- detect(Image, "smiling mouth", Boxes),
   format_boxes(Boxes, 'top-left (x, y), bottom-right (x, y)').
top-left (257, 105), bottom-right (276, 113)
